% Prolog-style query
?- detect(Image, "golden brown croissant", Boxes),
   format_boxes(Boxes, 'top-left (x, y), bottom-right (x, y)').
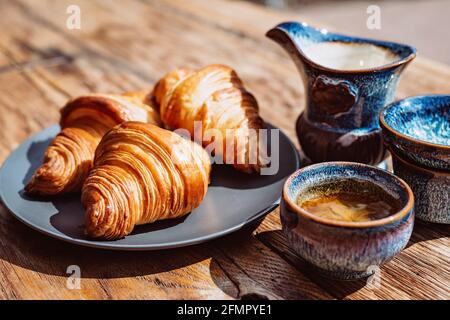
top-left (25, 93), bottom-right (161, 196)
top-left (153, 64), bottom-right (266, 173)
top-left (81, 121), bottom-right (211, 240)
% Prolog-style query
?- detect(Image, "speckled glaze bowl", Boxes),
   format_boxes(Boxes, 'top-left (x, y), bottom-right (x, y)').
top-left (391, 152), bottom-right (450, 224)
top-left (280, 162), bottom-right (414, 280)
top-left (380, 95), bottom-right (450, 171)
top-left (267, 22), bottom-right (416, 166)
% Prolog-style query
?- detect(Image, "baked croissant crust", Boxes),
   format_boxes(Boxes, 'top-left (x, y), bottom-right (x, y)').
top-left (81, 121), bottom-right (211, 240)
top-left (153, 64), bottom-right (266, 173)
top-left (25, 93), bottom-right (161, 196)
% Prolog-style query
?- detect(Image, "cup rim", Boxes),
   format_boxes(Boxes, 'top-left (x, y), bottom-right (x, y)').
top-left (380, 94), bottom-right (450, 151)
top-left (283, 161), bottom-right (414, 228)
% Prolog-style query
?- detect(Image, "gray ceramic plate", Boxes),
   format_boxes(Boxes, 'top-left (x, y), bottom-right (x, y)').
top-left (0, 124), bottom-right (300, 250)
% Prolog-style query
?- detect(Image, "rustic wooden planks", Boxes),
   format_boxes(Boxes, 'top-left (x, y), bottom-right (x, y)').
top-left (0, 0), bottom-right (448, 299)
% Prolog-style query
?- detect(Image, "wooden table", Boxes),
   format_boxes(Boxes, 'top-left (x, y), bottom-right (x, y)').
top-left (0, 0), bottom-right (449, 300)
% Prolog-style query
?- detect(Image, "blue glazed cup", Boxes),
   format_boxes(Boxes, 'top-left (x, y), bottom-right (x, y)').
top-left (380, 95), bottom-right (450, 171)
top-left (380, 95), bottom-right (450, 223)
top-left (280, 162), bottom-right (414, 280)
top-left (391, 152), bottom-right (449, 224)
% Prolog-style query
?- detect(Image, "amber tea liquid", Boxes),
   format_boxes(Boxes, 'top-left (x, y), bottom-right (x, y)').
top-left (298, 183), bottom-right (400, 222)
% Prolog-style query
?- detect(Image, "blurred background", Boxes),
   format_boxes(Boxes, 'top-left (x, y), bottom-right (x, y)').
top-left (242, 0), bottom-right (450, 64)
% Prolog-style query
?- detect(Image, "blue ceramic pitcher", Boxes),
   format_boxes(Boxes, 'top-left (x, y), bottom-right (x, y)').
top-left (267, 22), bottom-right (416, 165)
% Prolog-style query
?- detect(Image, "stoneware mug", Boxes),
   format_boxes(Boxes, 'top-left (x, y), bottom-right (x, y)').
top-left (280, 162), bottom-right (414, 280)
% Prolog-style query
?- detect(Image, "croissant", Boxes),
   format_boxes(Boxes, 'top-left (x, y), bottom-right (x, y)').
top-left (153, 64), bottom-right (267, 173)
top-left (81, 121), bottom-right (211, 240)
top-left (25, 93), bottom-right (161, 196)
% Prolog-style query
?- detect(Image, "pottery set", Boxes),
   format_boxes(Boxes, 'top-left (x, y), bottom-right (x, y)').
top-left (267, 22), bottom-right (449, 279)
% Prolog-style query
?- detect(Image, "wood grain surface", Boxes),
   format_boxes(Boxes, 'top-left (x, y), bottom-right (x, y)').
top-left (0, 0), bottom-right (449, 300)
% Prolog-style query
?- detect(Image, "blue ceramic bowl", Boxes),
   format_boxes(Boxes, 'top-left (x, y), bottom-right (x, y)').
top-left (392, 152), bottom-right (450, 224)
top-left (281, 162), bottom-right (414, 280)
top-left (380, 95), bottom-right (450, 170)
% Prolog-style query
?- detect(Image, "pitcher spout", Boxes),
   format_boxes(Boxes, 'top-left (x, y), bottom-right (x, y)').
top-left (266, 22), bottom-right (314, 72)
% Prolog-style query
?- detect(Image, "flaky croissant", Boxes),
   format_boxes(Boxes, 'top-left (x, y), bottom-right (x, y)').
top-left (153, 64), bottom-right (266, 173)
top-left (25, 93), bottom-right (161, 196)
top-left (81, 121), bottom-right (211, 240)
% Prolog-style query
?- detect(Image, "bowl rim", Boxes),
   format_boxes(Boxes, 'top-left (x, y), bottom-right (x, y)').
top-left (282, 161), bottom-right (414, 228)
top-left (379, 94), bottom-right (450, 150)
top-left (391, 150), bottom-right (450, 176)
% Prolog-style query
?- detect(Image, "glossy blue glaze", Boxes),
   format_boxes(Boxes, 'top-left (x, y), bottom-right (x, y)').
top-left (381, 95), bottom-right (450, 170)
top-left (267, 22), bottom-right (416, 165)
top-left (281, 162), bottom-right (414, 280)
top-left (286, 163), bottom-right (410, 205)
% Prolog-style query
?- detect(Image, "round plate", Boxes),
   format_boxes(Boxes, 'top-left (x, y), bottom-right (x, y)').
top-left (0, 124), bottom-right (300, 250)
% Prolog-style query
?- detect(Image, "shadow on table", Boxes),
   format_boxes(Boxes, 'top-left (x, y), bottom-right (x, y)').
top-left (208, 222), bottom-right (367, 300)
top-left (5, 204), bottom-right (447, 299)
top-left (1, 210), bottom-right (317, 299)
top-left (406, 219), bottom-right (450, 248)
top-left (0, 204), bottom-right (263, 281)
top-left (0, 217), bottom-right (205, 279)
top-left (250, 224), bottom-right (450, 300)
top-left (251, 229), bottom-right (368, 300)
